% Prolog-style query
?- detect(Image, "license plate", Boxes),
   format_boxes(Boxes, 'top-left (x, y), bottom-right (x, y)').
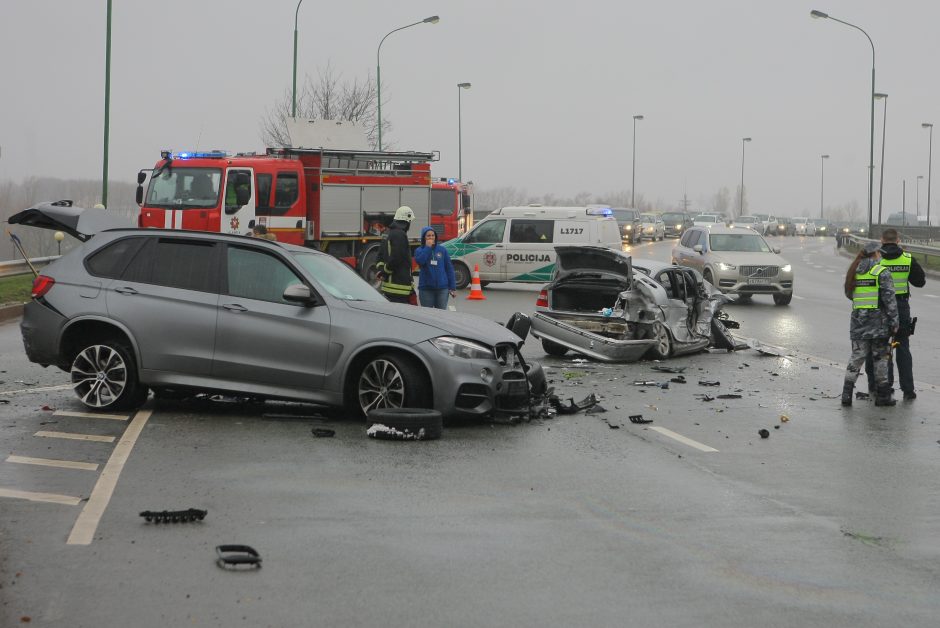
top-left (748, 278), bottom-right (771, 285)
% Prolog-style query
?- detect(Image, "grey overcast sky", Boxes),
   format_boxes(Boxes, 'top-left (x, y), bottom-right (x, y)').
top-left (2, 0), bottom-right (940, 217)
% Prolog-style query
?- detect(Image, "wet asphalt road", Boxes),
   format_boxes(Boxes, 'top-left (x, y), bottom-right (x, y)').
top-left (1, 236), bottom-right (939, 627)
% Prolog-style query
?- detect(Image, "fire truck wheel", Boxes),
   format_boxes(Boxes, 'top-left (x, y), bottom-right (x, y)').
top-left (355, 352), bottom-right (432, 418)
top-left (453, 262), bottom-right (471, 290)
top-left (70, 340), bottom-right (149, 411)
top-left (360, 246), bottom-right (381, 283)
top-left (366, 408), bottom-right (442, 440)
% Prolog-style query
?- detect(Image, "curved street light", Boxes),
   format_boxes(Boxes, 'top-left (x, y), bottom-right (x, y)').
top-left (923, 122), bottom-right (933, 224)
top-left (457, 82), bottom-right (471, 181)
top-left (376, 16), bottom-right (440, 150)
top-left (820, 154), bottom-right (830, 220)
top-left (292, 0), bottom-right (304, 119)
top-left (740, 137), bottom-right (752, 218)
top-left (631, 115), bottom-right (644, 208)
top-left (811, 9), bottom-right (876, 236)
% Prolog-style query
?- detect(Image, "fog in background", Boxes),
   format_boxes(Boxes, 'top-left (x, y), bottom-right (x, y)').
top-left (2, 0), bottom-right (940, 219)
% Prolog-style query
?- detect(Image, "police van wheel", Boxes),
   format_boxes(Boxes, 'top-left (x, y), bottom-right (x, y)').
top-left (453, 262), bottom-right (471, 290)
top-left (773, 293), bottom-right (792, 306)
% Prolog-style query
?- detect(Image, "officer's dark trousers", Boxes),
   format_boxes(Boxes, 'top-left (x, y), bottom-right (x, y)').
top-left (865, 298), bottom-right (913, 393)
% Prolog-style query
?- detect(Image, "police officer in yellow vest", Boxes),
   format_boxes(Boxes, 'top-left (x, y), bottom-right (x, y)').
top-left (841, 241), bottom-right (899, 407)
top-left (376, 206), bottom-right (416, 304)
top-left (864, 228), bottom-right (926, 400)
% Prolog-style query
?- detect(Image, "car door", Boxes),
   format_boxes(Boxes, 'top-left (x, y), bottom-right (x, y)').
top-left (506, 218), bottom-right (555, 282)
top-left (682, 230), bottom-right (707, 272)
top-left (106, 236), bottom-right (221, 376)
top-left (212, 244), bottom-right (330, 392)
top-left (453, 218), bottom-right (507, 281)
top-left (673, 229), bottom-right (700, 266)
top-left (223, 167), bottom-right (256, 235)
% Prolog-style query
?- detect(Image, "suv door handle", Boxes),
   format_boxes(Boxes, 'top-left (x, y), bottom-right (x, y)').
top-left (222, 303), bottom-right (248, 312)
top-left (114, 287), bottom-right (138, 295)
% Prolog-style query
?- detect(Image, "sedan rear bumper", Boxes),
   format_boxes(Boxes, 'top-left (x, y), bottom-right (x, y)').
top-left (529, 311), bottom-right (655, 363)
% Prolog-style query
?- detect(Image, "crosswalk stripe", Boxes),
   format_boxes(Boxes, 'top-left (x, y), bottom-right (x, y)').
top-left (35, 431), bottom-right (115, 443)
top-left (6, 455), bottom-right (99, 471)
top-left (53, 411), bottom-right (128, 421)
top-left (0, 487), bottom-right (81, 506)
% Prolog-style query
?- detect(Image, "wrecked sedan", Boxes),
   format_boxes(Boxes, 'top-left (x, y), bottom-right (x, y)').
top-left (10, 201), bottom-right (542, 419)
top-left (528, 246), bottom-right (737, 362)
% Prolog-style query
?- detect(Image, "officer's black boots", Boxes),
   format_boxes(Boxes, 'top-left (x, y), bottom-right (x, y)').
top-left (875, 386), bottom-right (897, 407)
top-left (841, 382), bottom-right (854, 406)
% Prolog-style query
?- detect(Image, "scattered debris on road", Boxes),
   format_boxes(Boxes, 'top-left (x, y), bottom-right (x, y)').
top-left (758, 429), bottom-right (770, 439)
top-left (629, 415), bottom-right (653, 424)
top-left (698, 380), bottom-right (720, 386)
top-left (139, 508), bottom-right (207, 524)
top-left (311, 428), bottom-right (335, 438)
top-left (216, 545), bottom-right (262, 570)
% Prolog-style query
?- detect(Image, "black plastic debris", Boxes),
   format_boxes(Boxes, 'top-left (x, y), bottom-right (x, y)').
top-left (312, 428), bottom-right (335, 438)
top-left (606, 422), bottom-right (620, 429)
top-left (651, 365), bottom-right (686, 374)
top-left (855, 391), bottom-right (870, 400)
top-left (716, 394), bottom-right (742, 399)
top-left (629, 415), bottom-right (653, 424)
top-left (633, 381), bottom-right (660, 386)
top-left (549, 393), bottom-right (598, 415)
top-left (698, 380), bottom-right (720, 386)
top-left (585, 404), bottom-right (607, 414)
top-left (0, 399), bottom-right (8, 404)
top-left (670, 375), bottom-right (687, 384)
top-left (140, 508), bottom-right (207, 524)
top-left (695, 394), bottom-right (715, 402)
top-left (758, 429), bottom-right (770, 439)
top-left (216, 545), bottom-right (262, 570)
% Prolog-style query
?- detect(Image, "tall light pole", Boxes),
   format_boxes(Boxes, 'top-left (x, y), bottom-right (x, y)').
top-left (376, 16), bottom-right (440, 150)
top-left (820, 154), bottom-right (830, 219)
top-left (739, 137), bottom-right (752, 218)
top-left (917, 175), bottom-right (924, 215)
top-left (102, 0), bottom-right (112, 207)
top-left (291, 0), bottom-right (304, 119)
top-left (811, 9), bottom-right (876, 236)
top-left (923, 122), bottom-right (933, 224)
top-left (457, 82), bottom-right (471, 181)
top-left (631, 115), bottom-right (644, 208)
top-left (874, 93), bottom-right (888, 224)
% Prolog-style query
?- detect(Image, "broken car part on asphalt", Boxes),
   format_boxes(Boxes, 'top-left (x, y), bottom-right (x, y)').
top-left (216, 545), bottom-right (262, 570)
top-left (140, 508), bottom-right (207, 524)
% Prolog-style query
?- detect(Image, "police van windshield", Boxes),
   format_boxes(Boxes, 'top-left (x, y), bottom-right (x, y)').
top-left (146, 168), bottom-right (222, 209)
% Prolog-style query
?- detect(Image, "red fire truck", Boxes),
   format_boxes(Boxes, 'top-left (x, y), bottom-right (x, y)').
top-left (136, 147), bottom-right (440, 280)
top-left (430, 178), bottom-right (473, 241)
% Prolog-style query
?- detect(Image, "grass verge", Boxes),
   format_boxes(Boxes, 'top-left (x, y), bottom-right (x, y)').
top-left (0, 274), bottom-right (34, 306)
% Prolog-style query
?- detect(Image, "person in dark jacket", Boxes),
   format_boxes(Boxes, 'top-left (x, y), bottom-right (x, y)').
top-left (414, 226), bottom-right (456, 309)
top-left (865, 228), bottom-right (926, 400)
top-left (376, 206), bottom-right (415, 304)
top-left (842, 241), bottom-right (899, 407)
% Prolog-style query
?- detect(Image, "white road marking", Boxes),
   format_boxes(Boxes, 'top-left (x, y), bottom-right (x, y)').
top-left (67, 409), bottom-right (152, 545)
top-left (35, 431), bottom-right (116, 443)
top-left (648, 426), bottom-right (719, 452)
top-left (0, 487), bottom-right (81, 506)
top-left (0, 384), bottom-right (72, 396)
top-left (54, 410), bottom-right (128, 421)
top-left (792, 295), bottom-right (806, 300)
top-left (924, 294), bottom-right (939, 298)
top-left (6, 455), bottom-right (99, 471)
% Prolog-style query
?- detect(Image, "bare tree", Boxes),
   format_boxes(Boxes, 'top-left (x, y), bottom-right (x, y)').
top-left (473, 186), bottom-right (528, 215)
top-left (712, 187), bottom-right (731, 215)
top-left (260, 62), bottom-right (388, 149)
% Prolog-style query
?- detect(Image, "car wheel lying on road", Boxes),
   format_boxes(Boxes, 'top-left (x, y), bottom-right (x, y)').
top-left (71, 341), bottom-right (149, 411)
top-left (367, 408), bottom-right (442, 440)
top-left (356, 352), bottom-right (432, 417)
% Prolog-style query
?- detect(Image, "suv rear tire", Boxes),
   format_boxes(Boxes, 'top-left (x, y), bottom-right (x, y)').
top-left (70, 341), bottom-right (148, 411)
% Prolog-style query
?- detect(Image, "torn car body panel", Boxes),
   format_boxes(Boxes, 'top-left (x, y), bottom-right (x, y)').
top-left (529, 248), bottom-right (737, 362)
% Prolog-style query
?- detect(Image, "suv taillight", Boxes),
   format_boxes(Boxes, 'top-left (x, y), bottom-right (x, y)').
top-left (31, 275), bottom-right (55, 298)
top-left (535, 290), bottom-right (549, 308)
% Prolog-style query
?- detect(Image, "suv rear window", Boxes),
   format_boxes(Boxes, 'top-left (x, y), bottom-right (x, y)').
top-left (85, 237), bottom-right (146, 279)
top-left (122, 238), bottom-right (219, 293)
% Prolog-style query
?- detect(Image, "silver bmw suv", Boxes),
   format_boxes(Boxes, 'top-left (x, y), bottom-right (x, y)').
top-left (11, 201), bottom-right (541, 418)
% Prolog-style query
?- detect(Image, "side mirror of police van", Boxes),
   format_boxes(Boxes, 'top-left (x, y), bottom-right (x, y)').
top-left (283, 283), bottom-right (319, 306)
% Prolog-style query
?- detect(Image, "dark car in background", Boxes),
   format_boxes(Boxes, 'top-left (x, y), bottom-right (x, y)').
top-left (9, 201), bottom-right (542, 419)
top-left (774, 217), bottom-right (796, 236)
top-left (611, 208), bottom-right (642, 244)
top-left (661, 211), bottom-right (694, 238)
top-left (811, 218), bottom-right (834, 236)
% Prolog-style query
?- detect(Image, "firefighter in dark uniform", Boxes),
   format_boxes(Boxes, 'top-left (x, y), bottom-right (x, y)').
top-left (376, 206), bottom-right (416, 303)
top-left (841, 241), bottom-right (899, 407)
top-left (865, 228), bottom-right (926, 400)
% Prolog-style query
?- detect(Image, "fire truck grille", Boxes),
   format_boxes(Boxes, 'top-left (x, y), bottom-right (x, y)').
top-left (739, 265), bottom-right (779, 278)
top-left (430, 224), bottom-right (445, 238)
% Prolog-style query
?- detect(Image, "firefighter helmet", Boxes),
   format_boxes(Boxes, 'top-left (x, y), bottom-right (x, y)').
top-left (394, 206), bottom-right (415, 223)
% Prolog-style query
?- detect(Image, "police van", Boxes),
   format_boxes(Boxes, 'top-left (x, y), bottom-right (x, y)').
top-left (444, 205), bottom-right (623, 288)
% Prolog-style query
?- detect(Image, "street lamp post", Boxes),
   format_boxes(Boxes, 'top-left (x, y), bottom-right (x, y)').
top-left (376, 15), bottom-right (440, 151)
top-left (54, 231), bottom-right (64, 256)
top-left (292, 0), bottom-right (304, 119)
top-left (631, 115), bottom-right (644, 208)
top-left (102, 0), bottom-right (112, 207)
top-left (875, 93), bottom-right (888, 224)
top-left (811, 9), bottom-right (876, 236)
top-left (917, 175), bottom-right (924, 215)
top-left (923, 122), bottom-right (933, 224)
top-left (740, 137), bottom-right (752, 218)
top-left (820, 154), bottom-right (830, 219)
top-left (457, 82), bottom-right (471, 181)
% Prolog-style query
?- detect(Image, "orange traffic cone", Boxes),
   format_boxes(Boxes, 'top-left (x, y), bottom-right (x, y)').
top-left (466, 264), bottom-right (486, 300)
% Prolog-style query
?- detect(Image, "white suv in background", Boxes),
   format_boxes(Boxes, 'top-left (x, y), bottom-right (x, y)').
top-left (792, 217), bottom-right (816, 236)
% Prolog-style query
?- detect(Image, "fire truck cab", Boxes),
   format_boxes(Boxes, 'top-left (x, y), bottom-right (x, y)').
top-left (431, 178), bottom-right (473, 242)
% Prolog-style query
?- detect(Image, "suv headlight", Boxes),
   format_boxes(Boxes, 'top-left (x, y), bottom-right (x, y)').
top-left (430, 336), bottom-right (494, 360)
top-left (781, 264), bottom-right (792, 273)
top-left (717, 262), bottom-right (737, 271)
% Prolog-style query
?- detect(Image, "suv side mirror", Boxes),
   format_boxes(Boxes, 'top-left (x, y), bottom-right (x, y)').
top-left (693, 244), bottom-right (703, 253)
top-left (283, 283), bottom-right (318, 306)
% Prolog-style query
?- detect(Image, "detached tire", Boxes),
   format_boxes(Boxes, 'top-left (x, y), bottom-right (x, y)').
top-left (367, 408), bottom-right (442, 440)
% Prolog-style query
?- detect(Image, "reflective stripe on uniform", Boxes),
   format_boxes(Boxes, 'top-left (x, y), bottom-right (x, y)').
top-left (381, 280), bottom-right (413, 296)
top-left (853, 264), bottom-right (884, 309)
top-left (880, 252), bottom-right (911, 295)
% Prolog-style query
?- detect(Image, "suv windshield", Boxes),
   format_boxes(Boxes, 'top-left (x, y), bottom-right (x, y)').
top-left (640, 214), bottom-right (657, 222)
top-left (146, 167), bottom-right (222, 209)
top-left (662, 213), bottom-right (686, 223)
top-left (611, 209), bottom-right (638, 222)
top-left (292, 252), bottom-right (385, 302)
top-left (709, 233), bottom-right (772, 252)
top-left (694, 215), bottom-right (718, 222)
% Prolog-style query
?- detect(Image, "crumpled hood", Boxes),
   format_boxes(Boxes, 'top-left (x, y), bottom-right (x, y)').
top-left (345, 300), bottom-right (521, 346)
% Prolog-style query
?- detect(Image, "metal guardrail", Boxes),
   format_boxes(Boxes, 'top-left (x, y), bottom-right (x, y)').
top-left (0, 256), bottom-right (59, 278)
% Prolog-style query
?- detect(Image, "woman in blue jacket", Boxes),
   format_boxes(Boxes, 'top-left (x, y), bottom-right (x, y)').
top-left (414, 226), bottom-right (456, 309)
